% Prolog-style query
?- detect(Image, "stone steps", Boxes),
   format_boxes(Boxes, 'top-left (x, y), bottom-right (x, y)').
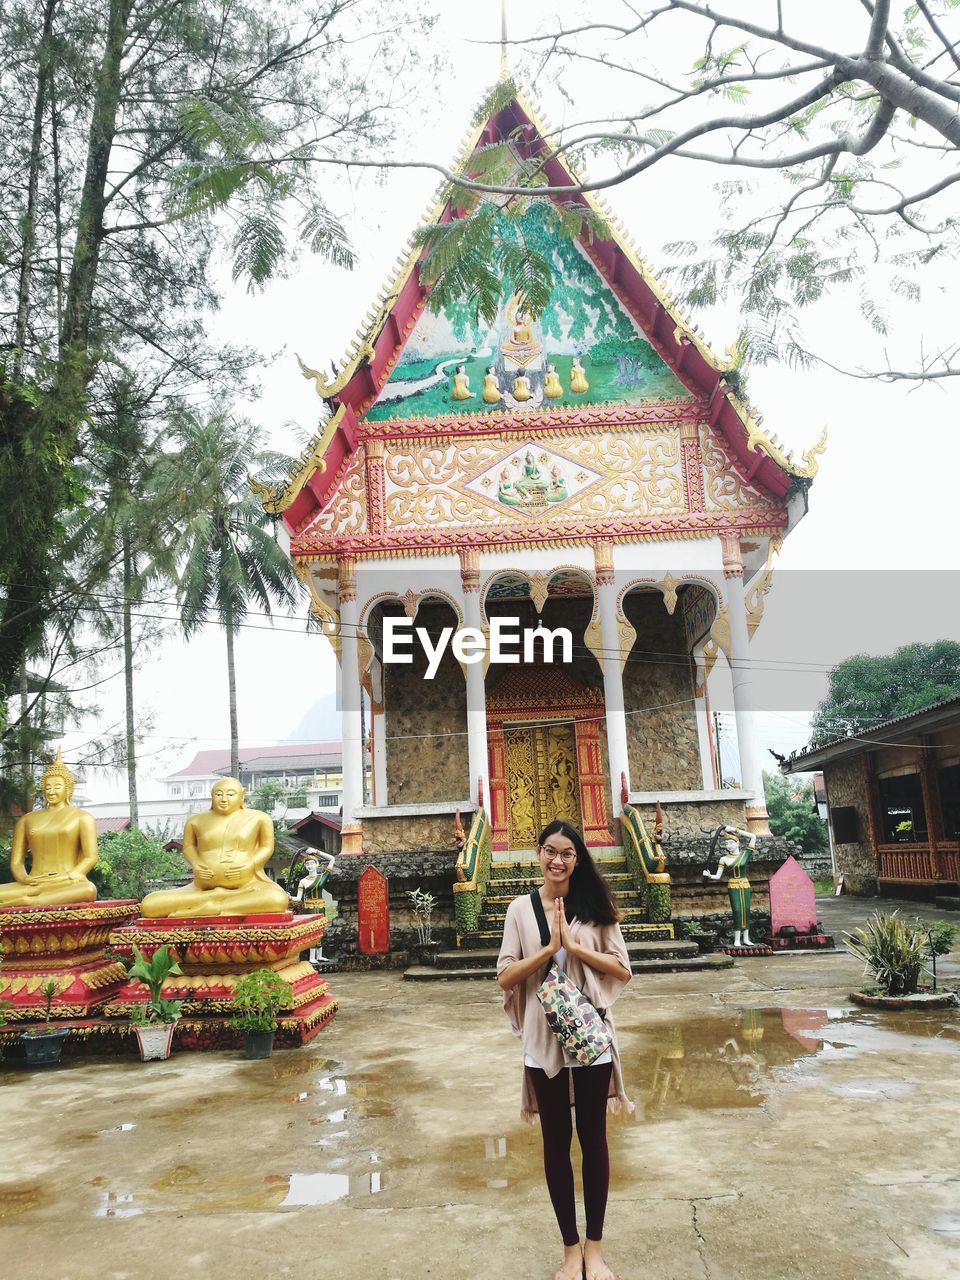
top-left (403, 941), bottom-right (732, 981)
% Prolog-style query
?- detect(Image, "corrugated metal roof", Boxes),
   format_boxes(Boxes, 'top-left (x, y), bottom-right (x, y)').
top-left (785, 693), bottom-right (960, 771)
top-left (164, 742), bottom-right (341, 779)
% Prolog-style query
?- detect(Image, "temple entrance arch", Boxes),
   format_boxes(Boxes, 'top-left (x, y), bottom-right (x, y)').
top-left (481, 567), bottom-right (609, 850)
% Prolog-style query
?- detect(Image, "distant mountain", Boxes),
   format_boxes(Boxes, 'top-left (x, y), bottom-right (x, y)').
top-left (287, 694), bottom-right (341, 745)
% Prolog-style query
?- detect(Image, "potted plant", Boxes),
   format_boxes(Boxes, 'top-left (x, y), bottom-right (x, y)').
top-left (126, 944), bottom-right (183, 1060)
top-left (20, 979), bottom-right (71, 1067)
top-left (407, 887), bottom-right (439, 964)
top-left (229, 969), bottom-right (293, 1058)
top-left (895, 820), bottom-right (914, 842)
top-left (684, 918), bottom-right (717, 954)
top-left (845, 911), bottom-right (958, 1008)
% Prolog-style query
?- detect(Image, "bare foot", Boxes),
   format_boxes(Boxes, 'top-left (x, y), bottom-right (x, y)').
top-left (553, 1243), bottom-right (584, 1280)
top-left (583, 1240), bottom-right (614, 1280)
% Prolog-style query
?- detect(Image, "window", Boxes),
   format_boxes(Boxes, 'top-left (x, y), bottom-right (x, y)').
top-left (169, 785), bottom-right (182, 797)
top-left (830, 806), bottom-right (859, 844)
top-left (877, 773), bottom-right (927, 842)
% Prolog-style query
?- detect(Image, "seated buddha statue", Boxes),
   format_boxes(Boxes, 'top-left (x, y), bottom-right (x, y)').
top-left (482, 366), bottom-right (501, 404)
top-left (513, 373), bottom-right (532, 402)
top-left (544, 363), bottom-right (563, 398)
top-left (570, 357), bottom-right (589, 394)
top-left (500, 294), bottom-right (543, 368)
top-left (451, 365), bottom-right (474, 401)
top-left (141, 778), bottom-right (289, 918)
top-left (1, 749), bottom-right (98, 906)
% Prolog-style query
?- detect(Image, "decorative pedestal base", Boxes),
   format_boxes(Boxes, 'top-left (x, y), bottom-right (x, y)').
top-left (767, 933), bottom-right (835, 951)
top-left (104, 912), bottom-right (337, 1049)
top-left (0, 900), bottom-right (139, 1022)
top-left (721, 944), bottom-right (774, 957)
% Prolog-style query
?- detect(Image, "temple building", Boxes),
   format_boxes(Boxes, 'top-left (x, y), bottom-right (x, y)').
top-left (785, 695), bottom-right (960, 899)
top-left (256, 87), bottom-right (824, 858)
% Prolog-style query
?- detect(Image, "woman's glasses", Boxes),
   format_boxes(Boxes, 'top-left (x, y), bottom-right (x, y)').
top-left (539, 845), bottom-right (577, 863)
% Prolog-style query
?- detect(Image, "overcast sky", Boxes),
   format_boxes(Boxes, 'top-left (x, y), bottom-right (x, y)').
top-left (72, 3), bottom-right (959, 800)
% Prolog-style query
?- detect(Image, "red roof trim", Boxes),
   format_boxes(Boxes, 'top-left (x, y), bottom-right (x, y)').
top-left (284, 94), bottom-right (795, 534)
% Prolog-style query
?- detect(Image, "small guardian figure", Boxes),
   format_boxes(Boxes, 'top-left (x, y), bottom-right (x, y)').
top-left (290, 849), bottom-right (336, 962)
top-left (702, 824), bottom-right (758, 947)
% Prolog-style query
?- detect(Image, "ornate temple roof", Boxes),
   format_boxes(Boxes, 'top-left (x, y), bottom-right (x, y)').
top-left (256, 84), bottom-right (824, 538)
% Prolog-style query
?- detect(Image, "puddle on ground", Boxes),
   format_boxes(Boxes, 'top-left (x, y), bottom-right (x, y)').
top-left (930, 1215), bottom-right (960, 1238)
top-left (96, 1191), bottom-right (144, 1219)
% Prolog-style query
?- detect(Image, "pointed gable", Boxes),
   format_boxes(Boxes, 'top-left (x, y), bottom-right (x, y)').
top-left (258, 86), bottom-right (823, 538)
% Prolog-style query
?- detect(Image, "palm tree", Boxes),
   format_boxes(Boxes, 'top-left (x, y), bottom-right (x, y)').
top-left (163, 410), bottom-right (300, 778)
top-left (68, 377), bottom-right (175, 829)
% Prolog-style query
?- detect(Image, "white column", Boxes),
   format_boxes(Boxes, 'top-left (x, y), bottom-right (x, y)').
top-left (595, 544), bottom-right (631, 816)
top-left (371, 655), bottom-right (389, 803)
top-left (692, 644), bottom-right (716, 789)
top-left (722, 533), bottom-right (770, 833)
top-left (460, 549), bottom-right (490, 812)
top-left (338, 556), bottom-right (365, 853)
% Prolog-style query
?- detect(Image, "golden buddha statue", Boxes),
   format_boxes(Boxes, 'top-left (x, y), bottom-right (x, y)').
top-left (570, 357), bottom-right (589, 394)
top-left (141, 778), bottom-right (288, 918)
top-left (500, 294), bottom-right (543, 368)
top-left (451, 364), bottom-right (474, 401)
top-left (1, 749), bottom-right (98, 906)
top-left (513, 373), bottom-right (532, 402)
top-left (544, 363), bottom-right (563, 398)
top-left (482, 366), bottom-right (501, 404)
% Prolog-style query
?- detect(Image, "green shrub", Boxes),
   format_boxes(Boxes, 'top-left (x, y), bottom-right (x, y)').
top-left (229, 969), bottom-right (292, 1033)
top-left (844, 912), bottom-right (928, 996)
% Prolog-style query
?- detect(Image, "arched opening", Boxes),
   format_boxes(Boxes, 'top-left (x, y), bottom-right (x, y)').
top-left (621, 583), bottom-right (708, 792)
top-left (367, 595), bottom-right (468, 805)
top-left (482, 570), bottom-right (610, 850)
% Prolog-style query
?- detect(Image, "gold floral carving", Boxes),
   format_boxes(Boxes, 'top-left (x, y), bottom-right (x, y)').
top-left (357, 632), bottom-right (376, 699)
top-left (584, 613), bottom-right (604, 672)
top-left (617, 617), bottom-right (637, 673)
top-left (528, 571), bottom-right (550, 613)
top-left (375, 432), bottom-right (685, 533)
top-left (306, 450), bottom-right (366, 537)
top-left (295, 561), bottom-right (341, 658)
top-left (699, 424), bottom-right (769, 512)
top-left (658, 572), bottom-right (679, 615)
top-left (709, 607), bottom-right (732, 660)
top-left (746, 535), bottom-right (783, 638)
top-left (505, 723), bottom-right (581, 847)
top-left (694, 638), bottom-right (720, 694)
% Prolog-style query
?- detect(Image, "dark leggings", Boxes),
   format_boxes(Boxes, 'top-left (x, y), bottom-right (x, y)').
top-left (526, 1062), bottom-right (613, 1246)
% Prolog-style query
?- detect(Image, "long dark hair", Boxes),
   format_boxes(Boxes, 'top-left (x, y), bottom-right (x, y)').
top-left (538, 819), bottom-right (620, 926)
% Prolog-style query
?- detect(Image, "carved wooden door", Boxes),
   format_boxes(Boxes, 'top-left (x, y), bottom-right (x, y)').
top-left (504, 722), bottom-right (582, 849)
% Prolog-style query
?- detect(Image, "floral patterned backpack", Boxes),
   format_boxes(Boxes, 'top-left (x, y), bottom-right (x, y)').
top-left (529, 890), bottom-right (613, 1067)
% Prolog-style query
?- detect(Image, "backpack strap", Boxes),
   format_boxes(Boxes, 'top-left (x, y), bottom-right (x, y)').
top-left (529, 888), bottom-right (551, 947)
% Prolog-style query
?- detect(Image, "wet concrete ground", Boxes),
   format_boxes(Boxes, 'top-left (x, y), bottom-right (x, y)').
top-left (2, 895), bottom-right (959, 1280)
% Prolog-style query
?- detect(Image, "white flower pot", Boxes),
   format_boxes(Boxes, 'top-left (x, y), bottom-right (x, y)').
top-left (134, 1022), bottom-right (175, 1061)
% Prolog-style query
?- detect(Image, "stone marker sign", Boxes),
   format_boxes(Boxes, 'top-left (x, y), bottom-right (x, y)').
top-left (769, 855), bottom-right (818, 937)
top-left (358, 865), bottom-right (390, 953)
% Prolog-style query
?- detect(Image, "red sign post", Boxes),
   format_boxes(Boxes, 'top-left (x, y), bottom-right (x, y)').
top-left (357, 865), bottom-right (390, 954)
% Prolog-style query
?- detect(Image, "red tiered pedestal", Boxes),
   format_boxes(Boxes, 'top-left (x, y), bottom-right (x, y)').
top-left (104, 912), bottom-right (337, 1049)
top-left (0, 900), bottom-right (139, 1022)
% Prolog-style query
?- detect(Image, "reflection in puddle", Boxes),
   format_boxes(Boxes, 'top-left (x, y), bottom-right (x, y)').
top-left (99, 1122), bottom-right (136, 1134)
top-left (930, 1215), bottom-right (960, 1237)
top-left (96, 1191), bottom-right (143, 1219)
top-left (827, 1078), bottom-right (917, 1099)
top-left (632, 1006), bottom-right (960, 1120)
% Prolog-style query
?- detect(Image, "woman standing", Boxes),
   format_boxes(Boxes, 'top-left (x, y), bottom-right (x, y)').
top-left (497, 820), bottom-right (633, 1280)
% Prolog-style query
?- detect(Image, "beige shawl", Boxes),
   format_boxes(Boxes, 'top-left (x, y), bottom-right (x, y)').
top-left (496, 893), bottom-right (635, 1122)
